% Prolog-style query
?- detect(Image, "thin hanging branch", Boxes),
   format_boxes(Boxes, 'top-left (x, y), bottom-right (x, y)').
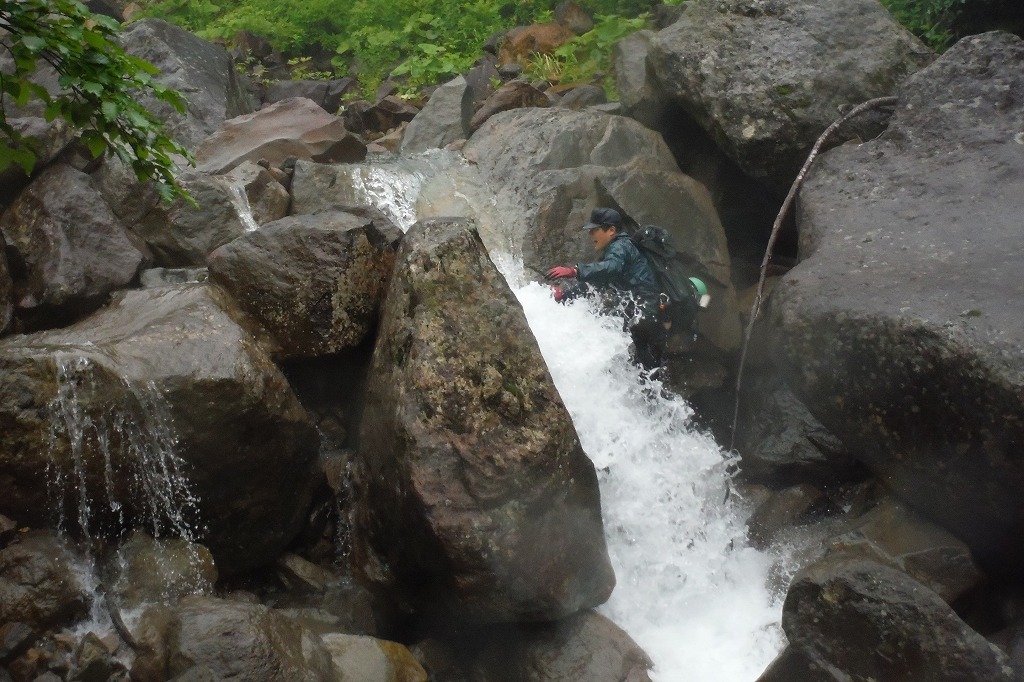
top-left (728, 96), bottom-right (898, 451)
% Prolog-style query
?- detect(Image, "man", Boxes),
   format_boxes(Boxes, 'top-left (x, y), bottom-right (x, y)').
top-left (546, 207), bottom-right (668, 372)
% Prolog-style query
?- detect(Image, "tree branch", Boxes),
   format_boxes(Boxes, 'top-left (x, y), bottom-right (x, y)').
top-left (728, 95), bottom-right (898, 451)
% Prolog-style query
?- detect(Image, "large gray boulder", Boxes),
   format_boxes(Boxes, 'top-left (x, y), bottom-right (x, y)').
top-left (118, 19), bottom-right (257, 152)
top-left (648, 0), bottom-right (934, 192)
top-left (824, 498), bottom-right (983, 604)
top-left (353, 218), bottom-right (615, 622)
top-left (464, 107), bottom-right (742, 352)
top-left (613, 30), bottom-right (670, 131)
top-left (208, 210), bottom-right (402, 359)
top-left (101, 531), bottom-right (218, 613)
top-left (399, 76), bottom-right (473, 154)
top-left (0, 163), bottom-right (148, 327)
top-left (195, 97), bottom-right (367, 175)
top-left (764, 557), bottom-right (1012, 681)
top-left (0, 117), bottom-right (76, 202)
top-left (0, 531), bottom-right (90, 631)
top-left (0, 284), bottom-right (319, 574)
top-left (166, 596), bottom-right (335, 681)
top-left (319, 634), bottom-right (428, 681)
top-left (130, 170), bottom-right (252, 266)
top-left (762, 32), bottom-right (1024, 565)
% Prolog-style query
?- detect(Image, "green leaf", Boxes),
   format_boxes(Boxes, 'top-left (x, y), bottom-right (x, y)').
top-left (20, 36), bottom-right (47, 52)
top-left (100, 100), bottom-right (120, 121)
top-left (80, 130), bottom-right (108, 158)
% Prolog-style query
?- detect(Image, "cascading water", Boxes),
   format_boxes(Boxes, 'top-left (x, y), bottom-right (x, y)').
top-left (340, 150), bottom-right (794, 680)
top-left (47, 352), bottom-right (209, 628)
top-left (226, 179), bottom-right (261, 232)
top-left (48, 352), bottom-right (203, 544)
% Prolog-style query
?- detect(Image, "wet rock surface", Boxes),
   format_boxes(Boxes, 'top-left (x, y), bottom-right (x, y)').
top-left (208, 210), bottom-right (402, 358)
top-left (354, 217), bottom-right (614, 621)
top-left (195, 97), bottom-right (367, 175)
top-left (0, 164), bottom-right (148, 329)
top-left (0, 531), bottom-right (90, 631)
top-left (649, 0), bottom-right (934, 192)
top-left (764, 31), bottom-right (1024, 567)
top-left (117, 19), bottom-right (257, 152)
top-left (774, 557), bottom-right (1012, 681)
top-left (166, 596), bottom-right (335, 681)
top-left (0, 284), bottom-right (319, 574)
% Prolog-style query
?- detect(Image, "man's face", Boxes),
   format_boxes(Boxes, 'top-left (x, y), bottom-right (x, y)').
top-left (589, 226), bottom-right (616, 251)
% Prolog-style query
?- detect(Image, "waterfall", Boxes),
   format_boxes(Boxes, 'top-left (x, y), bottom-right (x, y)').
top-left (342, 151), bottom-right (793, 680)
top-left (47, 352), bottom-right (203, 543)
top-left (226, 179), bottom-right (260, 232)
top-left (46, 352), bottom-right (211, 634)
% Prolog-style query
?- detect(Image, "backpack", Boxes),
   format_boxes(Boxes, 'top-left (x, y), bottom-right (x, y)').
top-left (632, 225), bottom-right (715, 331)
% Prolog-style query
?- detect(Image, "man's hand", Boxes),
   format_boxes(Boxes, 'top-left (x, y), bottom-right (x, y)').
top-left (546, 266), bottom-right (578, 280)
top-left (551, 286), bottom-right (566, 303)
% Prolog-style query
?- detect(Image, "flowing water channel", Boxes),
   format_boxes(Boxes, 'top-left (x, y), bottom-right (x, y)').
top-left (340, 150), bottom-right (794, 680)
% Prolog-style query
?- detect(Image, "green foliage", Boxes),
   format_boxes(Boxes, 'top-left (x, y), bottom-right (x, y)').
top-left (0, 0), bottom-right (193, 202)
top-left (879, 0), bottom-right (968, 51)
top-left (526, 13), bottom-right (650, 98)
top-left (140, 0), bottom-right (659, 97)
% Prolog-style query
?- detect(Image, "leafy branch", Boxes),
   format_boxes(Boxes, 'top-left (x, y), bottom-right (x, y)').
top-left (0, 0), bottom-right (193, 202)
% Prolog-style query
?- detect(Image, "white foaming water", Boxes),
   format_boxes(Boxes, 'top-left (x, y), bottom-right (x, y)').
top-left (338, 151), bottom-right (789, 680)
top-left (512, 282), bottom-right (785, 681)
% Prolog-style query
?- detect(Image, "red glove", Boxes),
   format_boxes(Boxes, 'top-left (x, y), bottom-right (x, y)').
top-left (551, 286), bottom-right (565, 303)
top-left (546, 266), bottom-right (578, 280)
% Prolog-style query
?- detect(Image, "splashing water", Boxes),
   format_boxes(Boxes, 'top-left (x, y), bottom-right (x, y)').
top-left (513, 282), bottom-right (785, 680)
top-left (332, 151), bottom-right (790, 680)
top-left (47, 352), bottom-right (210, 634)
top-left (47, 352), bottom-right (204, 543)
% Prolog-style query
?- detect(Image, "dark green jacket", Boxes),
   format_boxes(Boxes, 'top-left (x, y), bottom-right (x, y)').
top-left (565, 233), bottom-right (659, 305)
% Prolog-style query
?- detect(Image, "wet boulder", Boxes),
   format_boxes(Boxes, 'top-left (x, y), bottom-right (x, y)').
top-left (763, 32), bottom-right (1024, 567)
top-left (208, 210), bottom-right (402, 359)
top-left (166, 596), bottom-right (335, 681)
top-left (613, 30), bottom-right (670, 131)
top-left (0, 284), bottom-right (319, 574)
top-left (0, 531), bottom-right (90, 631)
top-left (824, 498), bottom-right (983, 604)
top-left (399, 76), bottom-right (473, 154)
top-left (648, 0), bottom-right (934, 192)
top-left (735, 378), bottom-right (857, 485)
top-left (0, 117), bottom-right (76, 203)
top-left (195, 97), bottom-right (367, 175)
top-left (554, 84), bottom-right (607, 111)
top-left (89, 155), bottom-right (162, 229)
top-left (118, 19), bottom-right (257, 152)
top-left (361, 96), bottom-right (422, 136)
top-left (464, 107), bottom-right (676, 266)
top-left (769, 556), bottom-right (1012, 681)
top-left (129, 170), bottom-right (251, 266)
top-left (353, 217), bottom-right (615, 621)
top-left (469, 81), bottom-right (550, 132)
top-left (101, 530), bottom-right (217, 612)
top-left (0, 163), bottom-right (148, 329)
top-left (320, 634), bottom-right (428, 681)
